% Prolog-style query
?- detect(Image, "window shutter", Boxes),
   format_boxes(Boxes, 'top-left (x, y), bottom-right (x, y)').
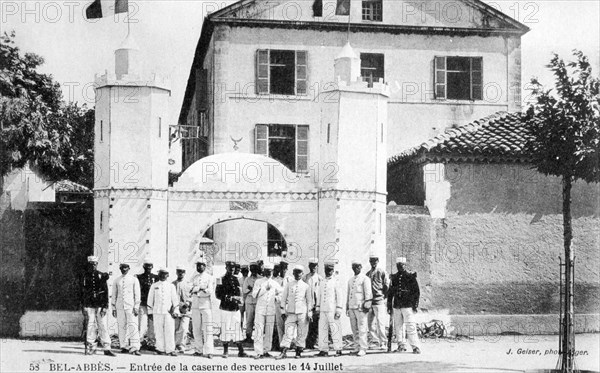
top-left (196, 68), bottom-right (208, 111)
top-left (256, 50), bottom-right (269, 94)
top-left (255, 124), bottom-right (268, 155)
top-left (295, 51), bottom-right (308, 95)
top-left (296, 125), bottom-right (309, 172)
top-left (434, 56), bottom-right (446, 99)
top-left (471, 57), bottom-right (483, 100)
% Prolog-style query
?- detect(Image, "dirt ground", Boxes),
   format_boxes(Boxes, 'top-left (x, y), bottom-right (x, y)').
top-left (1, 334), bottom-right (598, 373)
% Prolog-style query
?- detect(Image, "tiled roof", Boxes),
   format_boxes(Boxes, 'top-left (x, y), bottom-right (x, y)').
top-left (55, 180), bottom-right (91, 193)
top-left (388, 111), bottom-right (534, 165)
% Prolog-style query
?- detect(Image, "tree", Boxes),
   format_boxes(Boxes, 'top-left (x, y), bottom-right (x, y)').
top-left (0, 31), bottom-right (94, 190)
top-left (526, 51), bottom-right (600, 373)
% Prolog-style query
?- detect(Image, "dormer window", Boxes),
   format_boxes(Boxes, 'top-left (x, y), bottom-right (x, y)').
top-left (362, 0), bottom-right (382, 21)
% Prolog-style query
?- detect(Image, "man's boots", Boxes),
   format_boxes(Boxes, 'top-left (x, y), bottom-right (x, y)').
top-left (276, 347), bottom-right (288, 360)
top-left (295, 347), bottom-right (303, 359)
top-left (237, 343), bottom-right (248, 357)
top-left (222, 343), bottom-right (229, 358)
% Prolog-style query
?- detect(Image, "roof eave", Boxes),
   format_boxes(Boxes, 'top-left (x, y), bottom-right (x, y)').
top-left (178, 16), bottom-right (214, 125)
top-left (212, 17), bottom-right (529, 36)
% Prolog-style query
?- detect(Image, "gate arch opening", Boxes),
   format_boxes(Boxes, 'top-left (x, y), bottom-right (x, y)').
top-left (195, 218), bottom-right (288, 269)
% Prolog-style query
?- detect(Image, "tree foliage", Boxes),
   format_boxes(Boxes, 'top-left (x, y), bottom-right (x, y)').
top-left (0, 31), bottom-right (94, 189)
top-left (526, 50), bottom-right (600, 183)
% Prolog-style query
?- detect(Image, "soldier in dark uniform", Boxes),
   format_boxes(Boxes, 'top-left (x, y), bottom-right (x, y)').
top-left (387, 257), bottom-right (421, 354)
top-left (216, 261), bottom-right (248, 358)
top-left (79, 256), bottom-right (115, 356)
top-left (137, 258), bottom-right (159, 350)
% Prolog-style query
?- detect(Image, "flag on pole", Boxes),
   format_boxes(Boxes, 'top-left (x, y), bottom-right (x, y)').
top-left (335, 0), bottom-right (350, 15)
top-left (86, 0), bottom-right (128, 19)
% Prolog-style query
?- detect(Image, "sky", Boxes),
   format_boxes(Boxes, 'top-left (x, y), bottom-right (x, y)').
top-left (3, 0), bottom-right (599, 124)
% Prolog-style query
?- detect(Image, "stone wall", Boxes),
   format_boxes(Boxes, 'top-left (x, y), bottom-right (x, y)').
top-left (386, 163), bottom-right (600, 334)
top-left (0, 198), bottom-right (93, 337)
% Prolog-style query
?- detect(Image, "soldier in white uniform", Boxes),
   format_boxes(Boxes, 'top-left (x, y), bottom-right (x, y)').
top-left (276, 265), bottom-right (313, 360)
top-left (190, 257), bottom-right (215, 358)
top-left (147, 267), bottom-right (179, 356)
top-left (252, 262), bottom-right (282, 359)
top-left (347, 260), bottom-right (373, 356)
top-left (112, 262), bottom-right (142, 355)
top-left (172, 265), bottom-right (192, 352)
top-left (316, 260), bottom-right (344, 357)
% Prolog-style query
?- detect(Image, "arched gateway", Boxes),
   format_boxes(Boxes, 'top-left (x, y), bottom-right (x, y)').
top-left (168, 152), bottom-right (319, 274)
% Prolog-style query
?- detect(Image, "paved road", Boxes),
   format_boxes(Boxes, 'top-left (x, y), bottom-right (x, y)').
top-left (1, 334), bottom-right (599, 373)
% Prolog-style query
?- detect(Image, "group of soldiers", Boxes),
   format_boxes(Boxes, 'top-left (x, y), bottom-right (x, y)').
top-left (80, 253), bottom-right (422, 358)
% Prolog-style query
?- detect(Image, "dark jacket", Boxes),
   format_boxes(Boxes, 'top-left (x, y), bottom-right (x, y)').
top-left (216, 273), bottom-right (241, 312)
top-left (137, 272), bottom-right (159, 307)
top-left (80, 270), bottom-right (109, 308)
top-left (387, 271), bottom-right (420, 310)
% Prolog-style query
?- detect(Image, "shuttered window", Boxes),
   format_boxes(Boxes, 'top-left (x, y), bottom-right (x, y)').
top-left (256, 50), bottom-right (269, 94)
top-left (434, 56), bottom-right (483, 100)
top-left (254, 124), bottom-right (309, 172)
top-left (255, 124), bottom-right (268, 155)
top-left (255, 49), bottom-right (308, 95)
top-left (296, 125), bottom-right (309, 173)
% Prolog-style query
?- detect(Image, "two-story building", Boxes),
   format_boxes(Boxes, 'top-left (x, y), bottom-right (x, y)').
top-left (175, 0), bottom-right (528, 269)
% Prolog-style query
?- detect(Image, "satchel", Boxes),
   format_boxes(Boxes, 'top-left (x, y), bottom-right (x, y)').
top-left (361, 299), bottom-right (373, 313)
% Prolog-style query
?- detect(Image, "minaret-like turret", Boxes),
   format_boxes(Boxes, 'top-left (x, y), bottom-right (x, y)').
top-left (93, 35), bottom-right (171, 274)
top-left (318, 42), bottom-right (390, 276)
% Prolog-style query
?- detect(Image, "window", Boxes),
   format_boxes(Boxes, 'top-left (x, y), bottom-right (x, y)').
top-left (312, 0), bottom-right (322, 16)
top-left (255, 124), bottom-right (309, 173)
top-left (362, 0), bottom-right (382, 21)
top-left (435, 56), bottom-right (483, 100)
top-left (360, 53), bottom-right (384, 87)
top-left (256, 50), bottom-right (307, 95)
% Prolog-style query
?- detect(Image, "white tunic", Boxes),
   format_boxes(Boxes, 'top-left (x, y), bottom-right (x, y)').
top-left (147, 281), bottom-right (179, 315)
top-left (112, 274), bottom-right (141, 311)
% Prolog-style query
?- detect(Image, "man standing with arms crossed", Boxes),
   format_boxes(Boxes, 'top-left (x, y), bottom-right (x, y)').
top-left (137, 258), bottom-right (158, 351)
top-left (190, 257), bottom-right (215, 358)
top-left (347, 260), bottom-right (372, 357)
top-left (276, 265), bottom-right (313, 360)
top-left (147, 267), bottom-right (179, 356)
top-left (172, 265), bottom-right (192, 353)
top-left (366, 253), bottom-right (389, 350)
top-left (80, 256), bottom-right (115, 356)
top-left (316, 260), bottom-right (344, 357)
top-left (252, 262), bottom-right (282, 359)
top-left (387, 257), bottom-right (421, 354)
top-left (112, 262), bottom-right (141, 355)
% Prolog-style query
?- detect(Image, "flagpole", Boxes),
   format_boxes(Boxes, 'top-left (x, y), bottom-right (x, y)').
top-left (126, 5), bottom-right (131, 36)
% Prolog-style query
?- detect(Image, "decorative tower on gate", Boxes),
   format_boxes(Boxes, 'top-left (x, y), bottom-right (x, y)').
top-left (318, 42), bottom-right (389, 277)
top-left (93, 34), bottom-right (171, 274)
